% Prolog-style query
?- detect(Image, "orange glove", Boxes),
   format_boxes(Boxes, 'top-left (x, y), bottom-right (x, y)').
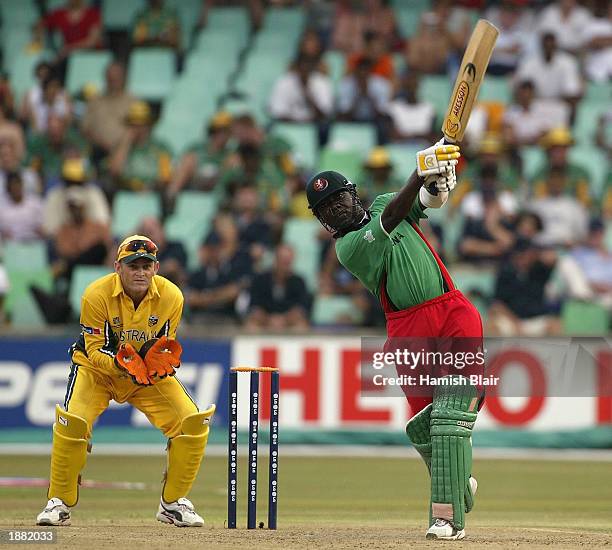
top-left (115, 343), bottom-right (154, 386)
top-left (140, 336), bottom-right (182, 379)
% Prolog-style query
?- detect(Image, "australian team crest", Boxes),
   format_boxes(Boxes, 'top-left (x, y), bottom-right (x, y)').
top-left (148, 315), bottom-right (159, 327)
top-left (112, 317), bottom-right (121, 326)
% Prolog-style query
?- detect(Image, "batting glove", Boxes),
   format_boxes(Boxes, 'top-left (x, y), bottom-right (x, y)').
top-left (416, 139), bottom-right (460, 177)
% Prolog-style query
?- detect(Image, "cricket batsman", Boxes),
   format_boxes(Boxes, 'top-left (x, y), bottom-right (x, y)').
top-left (307, 141), bottom-right (483, 540)
top-left (36, 235), bottom-right (215, 527)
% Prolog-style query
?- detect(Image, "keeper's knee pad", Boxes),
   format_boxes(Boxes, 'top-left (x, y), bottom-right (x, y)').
top-left (430, 377), bottom-right (478, 530)
top-left (49, 405), bottom-right (90, 507)
top-left (162, 404), bottom-right (216, 503)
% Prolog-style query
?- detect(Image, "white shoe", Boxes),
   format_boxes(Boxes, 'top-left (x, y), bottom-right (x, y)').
top-left (36, 498), bottom-right (71, 526)
top-left (156, 497), bottom-right (204, 527)
top-left (426, 519), bottom-right (465, 540)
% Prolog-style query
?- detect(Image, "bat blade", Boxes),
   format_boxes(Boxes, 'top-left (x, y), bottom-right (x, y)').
top-left (442, 19), bottom-right (499, 144)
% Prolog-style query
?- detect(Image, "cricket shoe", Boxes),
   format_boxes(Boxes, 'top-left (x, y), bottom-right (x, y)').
top-left (426, 519), bottom-right (465, 540)
top-left (156, 497), bottom-right (204, 527)
top-left (36, 498), bottom-right (71, 526)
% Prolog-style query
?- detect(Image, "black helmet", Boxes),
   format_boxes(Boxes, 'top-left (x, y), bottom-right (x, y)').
top-left (306, 170), bottom-right (354, 211)
top-left (306, 170), bottom-right (366, 238)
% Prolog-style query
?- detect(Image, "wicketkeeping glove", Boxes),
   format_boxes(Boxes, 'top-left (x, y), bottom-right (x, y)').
top-left (416, 139), bottom-right (460, 177)
top-left (139, 336), bottom-right (182, 379)
top-left (115, 343), bottom-right (154, 386)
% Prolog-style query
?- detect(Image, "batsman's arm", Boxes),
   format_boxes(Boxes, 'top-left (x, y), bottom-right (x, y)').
top-left (380, 170), bottom-right (423, 234)
top-left (80, 296), bottom-right (118, 371)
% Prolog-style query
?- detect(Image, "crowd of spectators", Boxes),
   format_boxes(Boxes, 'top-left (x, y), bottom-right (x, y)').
top-left (0, 0), bottom-right (611, 335)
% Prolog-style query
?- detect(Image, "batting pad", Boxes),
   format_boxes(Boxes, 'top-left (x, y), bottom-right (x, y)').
top-left (162, 404), bottom-right (216, 503)
top-left (405, 404), bottom-right (433, 472)
top-left (48, 405), bottom-right (90, 507)
top-left (430, 377), bottom-right (478, 530)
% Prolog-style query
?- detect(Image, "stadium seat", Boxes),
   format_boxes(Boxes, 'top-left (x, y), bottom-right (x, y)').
top-left (328, 123), bottom-right (377, 155)
top-left (312, 294), bottom-right (362, 326)
top-left (520, 146), bottom-right (546, 181)
top-left (103, 0), bottom-right (145, 30)
top-left (450, 265), bottom-right (495, 297)
top-left (66, 50), bottom-right (113, 95)
top-left (194, 28), bottom-right (248, 52)
top-left (395, 4), bottom-right (428, 38)
top-left (5, 51), bottom-right (53, 102)
top-left (3, 241), bottom-right (48, 271)
top-left (262, 7), bottom-right (304, 33)
top-left (324, 50), bottom-right (345, 90)
top-left (167, 0), bottom-right (201, 50)
top-left (127, 48), bottom-right (176, 101)
top-left (282, 218), bottom-right (321, 291)
top-left (562, 300), bottom-right (609, 335)
top-left (574, 101), bottom-right (609, 145)
top-left (0, 0), bottom-right (38, 26)
top-left (272, 122), bottom-right (318, 169)
top-left (585, 81), bottom-right (612, 104)
top-left (420, 75), bottom-right (453, 119)
top-left (569, 146), bottom-right (608, 197)
top-left (69, 266), bottom-right (112, 316)
top-left (478, 76), bottom-right (512, 104)
top-left (386, 144), bottom-right (421, 178)
top-left (164, 191), bottom-right (218, 270)
top-left (205, 6), bottom-right (250, 35)
top-left (4, 268), bottom-right (52, 328)
top-left (318, 148), bottom-right (362, 184)
top-left (111, 192), bottom-right (162, 238)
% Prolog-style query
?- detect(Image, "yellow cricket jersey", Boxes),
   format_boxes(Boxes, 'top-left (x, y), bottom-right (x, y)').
top-left (70, 273), bottom-right (184, 375)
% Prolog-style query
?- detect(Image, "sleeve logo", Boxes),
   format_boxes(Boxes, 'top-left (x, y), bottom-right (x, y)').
top-left (80, 324), bottom-right (101, 335)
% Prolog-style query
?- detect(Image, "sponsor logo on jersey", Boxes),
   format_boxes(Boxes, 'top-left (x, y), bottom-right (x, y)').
top-left (313, 178), bottom-right (328, 191)
top-left (363, 230), bottom-right (375, 243)
top-left (148, 315), bottom-right (159, 327)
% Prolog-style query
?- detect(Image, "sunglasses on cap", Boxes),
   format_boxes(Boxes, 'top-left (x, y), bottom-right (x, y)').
top-left (123, 239), bottom-right (158, 254)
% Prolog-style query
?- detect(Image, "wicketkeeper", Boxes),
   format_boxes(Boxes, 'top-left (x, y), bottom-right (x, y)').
top-left (307, 141), bottom-right (484, 540)
top-left (36, 235), bottom-right (215, 527)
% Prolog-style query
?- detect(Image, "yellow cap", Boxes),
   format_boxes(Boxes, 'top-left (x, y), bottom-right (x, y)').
top-left (209, 111), bottom-right (233, 130)
top-left (82, 82), bottom-right (98, 100)
top-left (126, 101), bottom-right (152, 125)
top-left (540, 127), bottom-right (574, 148)
top-left (116, 234), bottom-right (158, 263)
top-left (62, 158), bottom-right (87, 182)
top-left (365, 147), bottom-right (392, 168)
top-left (478, 133), bottom-right (503, 154)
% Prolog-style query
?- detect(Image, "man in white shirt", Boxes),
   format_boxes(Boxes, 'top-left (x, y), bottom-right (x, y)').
top-left (0, 172), bottom-right (44, 242)
top-left (536, 0), bottom-right (592, 53)
top-left (580, 2), bottom-right (612, 83)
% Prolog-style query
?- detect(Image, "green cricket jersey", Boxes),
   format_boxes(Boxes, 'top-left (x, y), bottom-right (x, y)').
top-left (335, 193), bottom-right (445, 310)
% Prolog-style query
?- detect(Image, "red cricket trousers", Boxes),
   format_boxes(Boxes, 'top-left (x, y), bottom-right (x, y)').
top-left (380, 223), bottom-right (484, 415)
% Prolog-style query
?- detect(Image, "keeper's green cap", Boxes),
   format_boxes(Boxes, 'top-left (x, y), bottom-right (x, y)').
top-left (306, 170), bottom-right (352, 211)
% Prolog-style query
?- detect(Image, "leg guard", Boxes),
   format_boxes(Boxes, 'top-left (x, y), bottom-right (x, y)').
top-left (405, 404), bottom-right (432, 473)
top-left (48, 405), bottom-right (90, 507)
top-left (162, 405), bottom-right (216, 503)
top-left (430, 377), bottom-right (478, 530)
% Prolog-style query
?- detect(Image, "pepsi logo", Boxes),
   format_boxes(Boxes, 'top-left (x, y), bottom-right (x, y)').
top-left (313, 178), bottom-right (328, 191)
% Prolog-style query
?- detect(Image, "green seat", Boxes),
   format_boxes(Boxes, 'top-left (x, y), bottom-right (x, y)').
top-left (262, 7), bottom-right (304, 33)
top-left (386, 144), bottom-right (421, 178)
top-left (164, 191), bottom-right (218, 270)
top-left (521, 146), bottom-right (546, 181)
top-left (312, 294), bottom-right (362, 326)
top-left (562, 300), bottom-right (609, 335)
top-left (324, 50), bottom-right (345, 90)
top-left (112, 191), bottom-right (162, 238)
top-left (318, 148), bottom-right (362, 183)
top-left (6, 51), bottom-right (52, 103)
top-left (103, 0), bottom-right (145, 30)
top-left (166, 0), bottom-right (201, 50)
top-left (450, 265), bottom-right (495, 297)
top-left (272, 122), bottom-right (318, 169)
top-left (66, 50), bottom-right (113, 95)
top-left (282, 218), bottom-right (321, 291)
top-left (69, 266), bottom-right (112, 316)
top-left (194, 28), bottom-right (248, 52)
top-left (568, 146), bottom-right (608, 197)
top-left (4, 268), bottom-right (52, 327)
top-left (420, 75), bottom-right (453, 119)
top-left (206, 6), bottom-right (249, 34)
top-left (574, 101), bottom-right (608, 145)
top-left (395, 6), bottom-right (427, 38)
top-left (585, 81), bottom-right (612, 104)
top-left (328, 123), bottom-right (377, 155)
top-left (127, 48), bottom-right (176, 101)
top-left (478, 76), bottom-right (511, 104)
top-left (0, 0), bottom-right (38, 26)
top-left (3, 241), bottom-right (48, 271)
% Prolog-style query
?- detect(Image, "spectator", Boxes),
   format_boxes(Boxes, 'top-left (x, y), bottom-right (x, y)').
top-left (531, 127), bottom-right (590, 207)
top-left (132, 0), bottom-right (181, 50)
top-left (295, 28), bottom-right (328, 71)
top-left (186, 215), bottom-right (253, 323)
top-left (581, 0), bottom-right (612, 83)
top-left (268, 54), bottom-right (333, 146)
top-left (556, 218), bottom-right (612, 310)
top-left (22, 73), bottom-right (72, 134)
top-left (502, 80), bottom-right (570, 147)
top-left (430, 0), bottom-right (472, 50)
top-left (245, 244), bottom-right (310, 332)
top-left (169, 111), bottom-right (234, 196)
top-left (42, 158), bottom-right (110, 236)
top-left (19, 61), bottom-right (52, 127)
top-left (484, 0), bottom-right (534, 76)
top-left (37, 0), bottom-right (102, 77)
top-left (386, 70), bottom-right (436, 144)
top-left (337, 58), bottom-right (392, 143)
top-left (229, 184), bottom-right (273, 252)
top-left (530, 166), bottom-right (589, 248)
top-left (0, 172), bottom-right (44, 242)
top-left (514, 32), bottom-right (582, 118)
top-left (81, 61), bottom-right (135, 165)
top-left (27, 113), bottom-right (89, 190)
top-left (536, 0), bottom-right (592, 53)
top-left (108, 101), bottom-right (172, 192)
top-left (0, 103), bottom-right (25, 161)
top-left (346, 30), bottom-right (395, 81)
top-left (488, 239), bottom-right (560, 336)
top-left (405, 11), bottom-right (452, 75)
top-left (358, 147), bottom-right (402, 205)
top-left (458, 164), bottom-right (517, 264)
top-left (514, 211), bottom-right (544, 242)
top-left (0, 136), bottom-right (41, 199)
top-left (137, 216), bottom-right (188, 287)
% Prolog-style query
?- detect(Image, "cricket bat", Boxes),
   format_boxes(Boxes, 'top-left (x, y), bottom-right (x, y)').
top-left (442, 19), bottom-right (499, 144)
